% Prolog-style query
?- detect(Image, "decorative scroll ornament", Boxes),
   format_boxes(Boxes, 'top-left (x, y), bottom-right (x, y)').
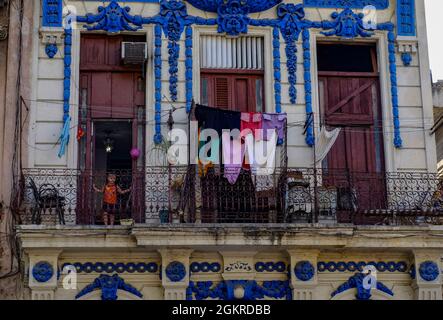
top-left (419, 261), bottom-right (440, 282)
top-left (321, 7), bottom-right (374, 39)
top-left (331, 273), bottom-right (394, 300)
top-left (77, 0), bottom-right (144, 33)
top-left (277, 4), bottom-right (305, 104)
top-left (32, 261), bottom-right (54, 283)
top-left (75, 274), bottom-right (143, 300)
top-left (187, 280), bottom-right (292, 300)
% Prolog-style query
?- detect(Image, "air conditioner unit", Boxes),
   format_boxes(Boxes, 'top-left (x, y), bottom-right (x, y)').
top-left (121, 42), bottom-right (148, 65)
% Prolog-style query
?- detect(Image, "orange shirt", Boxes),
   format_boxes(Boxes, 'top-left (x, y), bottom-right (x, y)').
top-left (103, 184), bottom-right (117, 204)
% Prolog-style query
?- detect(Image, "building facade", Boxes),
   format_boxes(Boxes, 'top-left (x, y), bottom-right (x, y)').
top-left (5, 0), bottom-right (443, 300)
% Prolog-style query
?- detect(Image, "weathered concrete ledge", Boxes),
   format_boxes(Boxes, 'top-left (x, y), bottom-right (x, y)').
top-left (16, 224), bottom-right (443, 250)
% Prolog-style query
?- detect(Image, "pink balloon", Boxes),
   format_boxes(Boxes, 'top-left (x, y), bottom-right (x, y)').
top-left (130, 147), bottom-right (141, 159)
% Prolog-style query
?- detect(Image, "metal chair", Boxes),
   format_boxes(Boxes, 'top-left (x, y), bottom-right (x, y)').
top-left (29, 177), bottom-right (66, 225)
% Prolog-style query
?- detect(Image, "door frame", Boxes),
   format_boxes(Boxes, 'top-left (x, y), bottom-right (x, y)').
top-left (310, 31), bottom-right (396, 174)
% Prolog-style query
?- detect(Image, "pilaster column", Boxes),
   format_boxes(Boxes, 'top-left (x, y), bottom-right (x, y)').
top-left (159, 249), bottom-right (193, 300)
top-left (28, 249), bottom-right (62, 300)
top-left (287, 249), bottom-right (319, 300)
top-left (412, 250), bottom-right (442, 300)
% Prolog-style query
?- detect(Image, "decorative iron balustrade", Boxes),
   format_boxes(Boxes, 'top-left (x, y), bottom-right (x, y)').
top-left (16, 167), bottom-right (443, 226)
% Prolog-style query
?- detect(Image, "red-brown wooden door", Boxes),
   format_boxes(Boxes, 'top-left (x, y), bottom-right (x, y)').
top-left (77, 34), bottom-right (146, 224)
top-left (199, 69), bottom-right (268, 222)
top-left (319, 74), bottom-right (386, 222)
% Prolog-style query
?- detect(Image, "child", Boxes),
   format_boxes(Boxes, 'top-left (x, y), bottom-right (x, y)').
top-left (93, 173), bottom-right (131, 226)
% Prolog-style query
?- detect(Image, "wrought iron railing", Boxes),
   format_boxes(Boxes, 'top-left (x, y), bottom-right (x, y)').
top-left (16, 167), bottom-right (443, 226)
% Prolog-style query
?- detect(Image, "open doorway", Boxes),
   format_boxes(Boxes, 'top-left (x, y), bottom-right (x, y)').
top-left (94, 121), bottom-right (132, 172)
top-left (77, 34), bottom-right (146, 224)
top-left (316, 42), bottom-right (386, 223)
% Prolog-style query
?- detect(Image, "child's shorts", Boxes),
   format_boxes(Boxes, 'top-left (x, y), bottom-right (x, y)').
top-left (102, 203), bottom-right (118, 214)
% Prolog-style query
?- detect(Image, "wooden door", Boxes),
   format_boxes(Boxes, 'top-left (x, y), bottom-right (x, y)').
top-left (200, 69), bottom-right (267, 222)
top-left (319, 74), bottom-right (386, 222)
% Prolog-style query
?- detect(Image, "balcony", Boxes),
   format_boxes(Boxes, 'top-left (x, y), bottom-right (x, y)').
top-left (16, 167), bottom-right (443, 226)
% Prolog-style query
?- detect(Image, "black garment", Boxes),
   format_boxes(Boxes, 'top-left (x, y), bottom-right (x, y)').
top-left (195, 104), bottom-right (241, 135)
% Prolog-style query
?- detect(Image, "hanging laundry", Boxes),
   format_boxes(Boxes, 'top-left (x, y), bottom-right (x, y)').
top-left (314, 127), bottom-right (341, 164)
top-left (195, 104), bottom-right (240, 137)
top-left (244, 130), bottom-right (278, 192)
top-left (222, 130), bottom-right (245, 185)
top-left (241, 112), bottom-right (262, 139)
top-left (262, 113), bottom-right (287, 144)
top-left (195, 104), bottom-right (241, 176)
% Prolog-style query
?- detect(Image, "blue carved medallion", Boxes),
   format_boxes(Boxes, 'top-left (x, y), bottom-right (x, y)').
top-left (401, 52), bottom-right (412, 66)
top-left (294, 261), bottom-right (315, 281)
top-left (45, 44), bottom-right (58, 59)
top-left (165, 261), bottom-right (186, 282)
top-left (419, 261), bottom-right (440, 282)
top-left (32, 261), bottom-right (54, 283)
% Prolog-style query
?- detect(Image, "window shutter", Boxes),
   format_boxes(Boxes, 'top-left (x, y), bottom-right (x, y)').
top-left (215, 77), bottom-right (229, 108)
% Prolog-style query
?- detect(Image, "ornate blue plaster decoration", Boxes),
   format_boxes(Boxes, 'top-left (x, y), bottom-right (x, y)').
top-left (401, 52), bottom-right (412, 66)
top-left (331, 273), bottom-right (394, 300)
top-left (397, 0), bottom-right (416, 36)
top-left (75, 274), bottom-right (143, 300)
top-left (187, 280), bottom-right (292, 300)
top-left (159, 0), bottom-right (189, 101)
top-left (190, 262), bottom-right (221, 273)
top-left (302, 28), bottom-right (314, 147)
top-left (45, 43), bottom-right (58, 59)
top-left (58, 23), bottom-right (72, 158)
top-left (62, 262), bottom-right (159, 274)
top-left (185, 0), bottom-right (282, 14)
top-left (76, 0), bottom-right (145, 33)
top-left (419, 261), bottom-right (440, 282)
top-left (303, 0), bottom-right (389, 9)
top-left (272, 27), bottom-right (282, 114)
top-left (294, 261), bottom-right (315, 281)
top-left (32, 261), bottom-right (54, 283)
top-left (277, 4), bottom-right (305, 104)
top-left (154, 24), bottom-right (163, 145)
top-left (377, 24), bottom-right (402, 148)
top-left (317, 261), bottom-right (408, 273)
top-left (217, 0), bottom-right (250, 36)
top-left (255, 261), bottom-right (287, 273)
top-left (166, 261), bottom-right (186, 282)
top-left (42, 0), bottom-right (63, 27)
top-left (185, 26), bottom-right (193, 113)
top-left (319, 7), bottom-right (374, 39)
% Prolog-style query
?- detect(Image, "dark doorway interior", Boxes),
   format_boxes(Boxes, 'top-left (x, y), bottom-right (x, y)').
top-left (94, 121), bottom-right (132, 172)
